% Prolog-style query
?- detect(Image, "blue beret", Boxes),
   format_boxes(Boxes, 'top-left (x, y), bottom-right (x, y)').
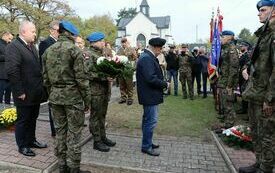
top-left (60, 20), bottom-right (79, 36)
top-left (86, 32), bottom-right (105, 42)
top-left (257, 0), bottom-right (275, 10)
top-left (221, 30), bottom-right (235, 36)
top-left (149, 37), bottom-right (166, 47)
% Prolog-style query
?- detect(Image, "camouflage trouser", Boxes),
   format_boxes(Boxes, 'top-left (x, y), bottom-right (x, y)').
top-left (89, 95), bottom-right (109, 142)
top-left (248, 102), bottom-right (275, 172)
top-left (51, 103), bottom-right (85, 169)
top-left (217, 88), bottom-right (225, 117)
top-left (179, 72), bottom-right (193, 98)
top-left (219, 88), bottom-right (235, 126)
top-left (119, 76), bottom-right (133, 101)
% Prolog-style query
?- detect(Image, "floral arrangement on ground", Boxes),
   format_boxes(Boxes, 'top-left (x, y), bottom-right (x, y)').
top-left (96, 55), bottom-right (135, 78)
top-left (0, 108), bottom-right (17, 129)
top-left (219, 125), bottom-right (253, 150)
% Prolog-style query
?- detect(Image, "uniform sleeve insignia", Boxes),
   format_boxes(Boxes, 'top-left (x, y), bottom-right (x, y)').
top-left (82, 53), bottom-right (90, 60)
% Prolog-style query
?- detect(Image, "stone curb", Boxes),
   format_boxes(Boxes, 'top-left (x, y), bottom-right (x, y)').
top-left (0, 161), bottom-right (41, 173)
top-left (83, 162), bottom-right (165, 173)
top-left (211, 131), bottom-right (237, 173)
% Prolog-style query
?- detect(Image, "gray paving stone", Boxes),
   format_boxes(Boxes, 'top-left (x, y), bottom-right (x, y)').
top-left (81, 134), bottom-right (230, 173)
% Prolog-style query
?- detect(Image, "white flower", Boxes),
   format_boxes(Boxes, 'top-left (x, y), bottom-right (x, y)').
top-left (117, 55), bottom-right (128, 64)
top-left (222, 129), bottom-right (233, 136)
top-left (96, 57), bottom-right (106, 65)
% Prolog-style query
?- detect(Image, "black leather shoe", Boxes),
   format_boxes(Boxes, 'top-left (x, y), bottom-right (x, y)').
top-left (102, 138), bottom-right (116, 147)
top-left (29, 141), bottom-right (47, 148)
top-left (152, 143), bottom-right (159, 149)
top-left (141, 148), bottom-right (160, 156)
top-left (239, 163), bottom-right (259, 173)
top-left (19, 147), bottom-right (36, 157)
top-left (94, 141), bottom-right (110, 152)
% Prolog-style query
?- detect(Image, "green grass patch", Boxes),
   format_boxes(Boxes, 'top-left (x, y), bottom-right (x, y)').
top-left (107, 91), bottom-right (219, 138)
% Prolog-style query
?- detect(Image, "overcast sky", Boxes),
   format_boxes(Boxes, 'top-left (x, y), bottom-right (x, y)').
top-left (66, 0), bottom-right (261, 43)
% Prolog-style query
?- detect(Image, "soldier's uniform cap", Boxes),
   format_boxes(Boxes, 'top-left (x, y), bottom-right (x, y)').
top-left (221, 30), bottom-right (235, 36)
top-left (148, 37), bottom-right (166, 47)
top-left (240, 41), bottom-right (251, 47)
top-left (60, 20), bottom-right (79, 36)
top-left (169, 44), bottom-right (176, 48)
top-left (257, 0), bottom-right (275, 10)
top-left (181, 43), bottom-right (188, 48)
top-left (86, 32), bottom-right (105, 42)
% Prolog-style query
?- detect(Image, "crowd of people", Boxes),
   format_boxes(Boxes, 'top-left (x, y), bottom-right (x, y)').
top-left (0, 0), bottom-right (274, 173)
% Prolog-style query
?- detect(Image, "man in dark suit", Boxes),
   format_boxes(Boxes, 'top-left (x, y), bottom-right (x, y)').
top-left (6, 21), bottom-right (47, 157)
top-left (0, 31), bottom-right (13, 104)
top-left (39, 20), bottom-right (59, 137)
top-left (136, 37), bottom-right (169, 156)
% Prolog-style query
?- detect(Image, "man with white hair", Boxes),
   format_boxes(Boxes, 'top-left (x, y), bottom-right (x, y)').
top-left (6, 21), bottom-right (47, 157)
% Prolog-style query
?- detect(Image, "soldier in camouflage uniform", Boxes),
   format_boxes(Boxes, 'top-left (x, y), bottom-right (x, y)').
top-left (239, 1), bottom-right (275, 173)
top-left (217, 30), bottom-right (239, 129)
top-left (178, 44), bottom-right (194, 100)
top-left (85, 32), bottom-right (116, 152)
top-left (42, 21), bottom-right (91, 173)
top-left (117, 37), bottom-right (138, 105)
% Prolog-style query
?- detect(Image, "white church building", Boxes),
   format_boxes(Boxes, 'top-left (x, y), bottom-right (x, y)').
top-left (116, 0), bottom-right (174, 48)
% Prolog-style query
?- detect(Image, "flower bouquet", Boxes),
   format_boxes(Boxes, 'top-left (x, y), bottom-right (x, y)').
top-left (220, 125), bottom-right (253, 150)
top-left (96, 55), bottom-right (134, 78)
top-left (0, 108), bottom-right (17, 129)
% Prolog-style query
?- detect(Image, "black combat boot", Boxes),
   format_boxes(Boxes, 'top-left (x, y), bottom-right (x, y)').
top-left (102, 137), bottom-right (116, 147)
top-left (239, 163), bottom-right (259, 173)
top-left (93, 141), bottom-right (110, 152)
top-left (59, 165), bottom-right (68, 173)
top-left (69, 167), bottom-right (91, 173)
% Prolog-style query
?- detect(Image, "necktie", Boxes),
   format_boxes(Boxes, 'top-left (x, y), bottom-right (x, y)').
top-left (27, 43), bottom-right (32, 51)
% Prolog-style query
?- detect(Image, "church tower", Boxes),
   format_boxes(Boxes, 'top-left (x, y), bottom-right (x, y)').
top-left (140, 0), bottom-right (150, 17)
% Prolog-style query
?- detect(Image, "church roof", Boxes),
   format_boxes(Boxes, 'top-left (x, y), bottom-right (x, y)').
top-left (150, 16), bottom-right (170, 29)
top-left (117, 17), bottom-right (132, 30)
top-left (140, 0), bottom-right (149, 6)
top-left (117, 15), bottom-right (170, 30)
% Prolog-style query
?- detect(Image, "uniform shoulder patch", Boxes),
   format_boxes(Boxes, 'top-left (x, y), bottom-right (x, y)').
top-left (82, 52), bottom-right (90, 60)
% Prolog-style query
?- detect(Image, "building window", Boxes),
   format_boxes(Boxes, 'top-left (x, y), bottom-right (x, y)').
top-left (137, 34), bottom-right (146, 47)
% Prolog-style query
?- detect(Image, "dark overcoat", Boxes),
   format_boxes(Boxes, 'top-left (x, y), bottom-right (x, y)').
top-left (136, 49), bottom-right (167, 105)
top-left (5, 37), bottom-right (44, 106)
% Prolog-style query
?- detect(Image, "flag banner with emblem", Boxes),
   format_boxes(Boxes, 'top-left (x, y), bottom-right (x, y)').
top-left (208, 7), bottom-right (223, 81)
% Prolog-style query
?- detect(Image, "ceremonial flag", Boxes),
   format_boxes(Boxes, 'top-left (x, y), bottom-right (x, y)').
top-left (208, 7), bottom-right (223, 80)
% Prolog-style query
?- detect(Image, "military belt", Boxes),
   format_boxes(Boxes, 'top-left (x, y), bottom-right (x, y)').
top-left (52, 84), bottom-right (75, 88)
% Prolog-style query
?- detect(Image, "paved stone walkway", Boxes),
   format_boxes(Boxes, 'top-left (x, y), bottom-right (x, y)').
top-left (223, 142), bottom-right (275, 173)
top-left (81, 134), bottom-right (230, 173)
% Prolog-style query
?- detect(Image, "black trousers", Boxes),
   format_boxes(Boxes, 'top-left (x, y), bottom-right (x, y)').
top-left (192, 72), bottom-right (201, 94)
top-left (15, 104), bottom-right (40, 148)
top-left (202, 72), bottom-right (208, 96)
top-left (0, 79), bottom-right (11, 104)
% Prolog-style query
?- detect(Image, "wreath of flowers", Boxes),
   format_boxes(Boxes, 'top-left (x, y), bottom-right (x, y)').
top-left (96, 55), bottom-right (134, 78)
top-left (220, 125), bottom-right (253, 150)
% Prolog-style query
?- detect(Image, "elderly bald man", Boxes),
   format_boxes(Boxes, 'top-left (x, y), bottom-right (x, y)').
top-left (6, 21), bottom-right (47, 157)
